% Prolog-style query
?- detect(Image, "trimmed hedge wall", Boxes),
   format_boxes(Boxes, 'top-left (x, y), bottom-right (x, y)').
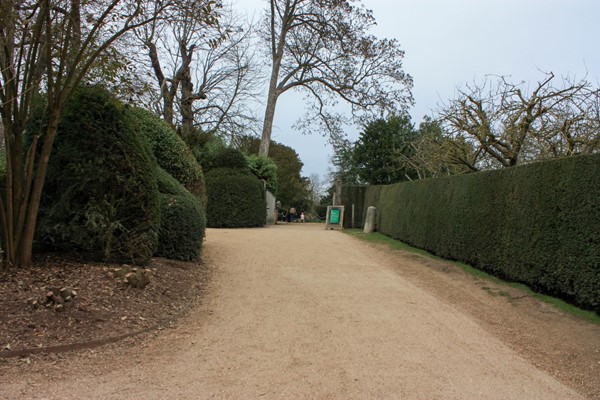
top-left (342, 186), bottom-right (367, 229)
top-left (36, 86), bottom-right (160, 263)
top-left (155, 168), bottom-right (206, 261)
top-left (362, 154), bottom-right (600, 311)
top-left (205, 167), bottom-right (266, 228)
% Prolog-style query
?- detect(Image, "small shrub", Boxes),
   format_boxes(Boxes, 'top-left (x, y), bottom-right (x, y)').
top-left (205, 167), bottom-right (266, 228)
top-left (157, 193), bottom-right (205, 261)
top-left (154, 167), bottom-right (205, 261)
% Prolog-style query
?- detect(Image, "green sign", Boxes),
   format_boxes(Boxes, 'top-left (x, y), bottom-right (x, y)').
top-left (329, 208), bottom-right (341, 224)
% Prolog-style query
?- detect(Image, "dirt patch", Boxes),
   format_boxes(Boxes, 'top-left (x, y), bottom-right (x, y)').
top-left (0, 254), bottom-right (210, 356)
top-left (365, 246), bottom-right (600, 399)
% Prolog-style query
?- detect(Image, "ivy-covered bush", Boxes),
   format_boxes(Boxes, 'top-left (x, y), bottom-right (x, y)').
top-left (156, 168), bottom-right (205, 261)
top-left (36, 86), bottom-right (160, 263)
top-left (129, 107), bottom-right (206, 208)
top-left (205, 168), bottom-right (266, 228)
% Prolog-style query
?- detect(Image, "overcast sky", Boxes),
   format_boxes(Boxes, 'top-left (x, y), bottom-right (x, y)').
top-left (237, 0), bottom-right (600, 178)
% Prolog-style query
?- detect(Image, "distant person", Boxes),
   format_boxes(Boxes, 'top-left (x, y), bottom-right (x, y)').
top-left (289, 207), bottom-right (296, 222)
top-left (300, 212), bottom-right (305, 223)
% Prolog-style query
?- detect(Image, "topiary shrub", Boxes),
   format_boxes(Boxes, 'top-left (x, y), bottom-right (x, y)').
top-left (205, 167), bottom-right (266, 228)
top-left (212, 147), bottom-right (248, 170)
top-left (129, 107), bottom-right (206, 208)
top-left (155, 167), bottom-right (206, 261)
top-left (36, 85), bottom-right (160, 263)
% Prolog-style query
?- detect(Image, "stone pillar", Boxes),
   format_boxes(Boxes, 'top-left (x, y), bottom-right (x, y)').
top-left (363, 206), bottom-right (377, 233)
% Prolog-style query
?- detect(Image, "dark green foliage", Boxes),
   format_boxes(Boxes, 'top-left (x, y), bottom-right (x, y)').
top-left (363, 154), bottom-right (600, 311)
top-left (187, 131), bottom-right (226, 172)
top-left (237, 136), bottom-right (310, 210)
top-left (37, 86), bottom-right (160, 263)
top-left (246, 154), bottom-right (278, 193)
top-left (342, 186), bottom-right (367, 228)
top-left (353, 114), bottom-right (419, 184)
top-left (212, 147), bottom-right (248, 170)
top-left (129, 107), bottom-right (206, 207)
top-left (205, 168), bottom-right (266, 228)
top-left (155, 167), bottom-right (205, 260)
top-left (157, 194), bottom-right (205, 261)
top-left (156, 166), bottom-right (186, 195)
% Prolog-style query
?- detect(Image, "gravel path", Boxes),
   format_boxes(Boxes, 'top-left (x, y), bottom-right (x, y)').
top-left (1, 224), bottom-right (595, 399)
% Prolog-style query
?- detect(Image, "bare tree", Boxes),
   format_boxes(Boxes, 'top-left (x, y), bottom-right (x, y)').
top-left (0, 0), bottom-right (179, 267)
top-left (306, 172), bottom-right (324, 211)
top-left (258, 0), bottom-right (413, 156)
top-left (138, 0), bottom-right (222, 131)
top-left (437, 72), bottom-right (597, 169)
top-left (139, 4), bottom-right (263, 139)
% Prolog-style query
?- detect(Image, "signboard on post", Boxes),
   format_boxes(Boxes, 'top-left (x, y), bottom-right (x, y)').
top-left (325, 205), bottom-right (345, 230)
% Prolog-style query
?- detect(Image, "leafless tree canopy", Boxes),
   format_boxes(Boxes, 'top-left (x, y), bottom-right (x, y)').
top-left (437, 72), bottom-right (600, 170)
top-left (259, 0), bottom-right (413, 156)
top-left (137, 3), bottom-right (263, 139)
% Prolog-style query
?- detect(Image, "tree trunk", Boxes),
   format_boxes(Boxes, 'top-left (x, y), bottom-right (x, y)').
top-left (259, 86), bottom-right (279, 157)
top-left (180, 70), bottom-right (194, 137)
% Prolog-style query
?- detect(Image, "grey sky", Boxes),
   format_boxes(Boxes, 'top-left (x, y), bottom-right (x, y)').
top-left (237, 0), bottom-right (600, 178)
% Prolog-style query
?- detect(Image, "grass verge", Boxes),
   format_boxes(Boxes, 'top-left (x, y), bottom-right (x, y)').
top-left (344, 229), bottom-right (600, 326)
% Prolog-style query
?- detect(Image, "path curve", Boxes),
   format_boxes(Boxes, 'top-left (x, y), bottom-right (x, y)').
top-left (0, 224), bottom-right (590, 399)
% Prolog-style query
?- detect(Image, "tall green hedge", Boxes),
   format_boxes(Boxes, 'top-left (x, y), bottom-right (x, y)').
top-left (155, 168), bottom-right (206, 261)
top-left (129, 107), bottom-right (206, 208)
top-left (342, 186), bottom-right (367, 229)
top-left (205, 167), bottom-right (266, 228)
top-left (363, 154), bottom-right (600, 311)
top-left (36, 86), bottom-right (160, 263)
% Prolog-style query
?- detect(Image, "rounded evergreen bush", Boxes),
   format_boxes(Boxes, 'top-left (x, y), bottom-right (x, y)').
top-left (129, 107), bottom-right (206, 208)
top-left (212, 148), bottom-right (248, 170)
top-left (205, 167), bottom-right (266, 228)
top-left (155, 167), bottom-right (206, 261)
top-left (157, 194), bottom-right (205, 261)
top-left (36, 86), bottom-right (160, 263)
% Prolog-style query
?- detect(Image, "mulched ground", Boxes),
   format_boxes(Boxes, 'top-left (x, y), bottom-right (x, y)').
top-left (0, 254), bottom-right (210, 355)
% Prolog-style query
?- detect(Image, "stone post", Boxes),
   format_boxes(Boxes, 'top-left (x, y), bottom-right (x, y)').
top-left (363, 206), bottom-right (377, 233)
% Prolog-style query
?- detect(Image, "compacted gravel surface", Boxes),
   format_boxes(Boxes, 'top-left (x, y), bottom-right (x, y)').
top-left (1, 224), bottom-right (598, 399)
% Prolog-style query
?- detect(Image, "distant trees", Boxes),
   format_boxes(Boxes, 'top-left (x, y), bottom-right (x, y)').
top-left (436, 72), bottom-right (600, 170)
top-left (352, 115), bottom-right (419, 184)
top-left (238, 136), bottom-right (311, 210)
top-left (258, 0), bottom-right (413, 156)
top-left (331, 115), bottom-right (420, 185)
top-left (332, 72), bottom-right (600, 184)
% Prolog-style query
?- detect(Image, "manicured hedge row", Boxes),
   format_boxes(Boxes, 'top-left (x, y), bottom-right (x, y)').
top-left (362, 154), bottom-right (600, 311)
top-left (205, 167), bottom-right (266, 228)
top-left (342, 186), bottom-right (367, 229)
